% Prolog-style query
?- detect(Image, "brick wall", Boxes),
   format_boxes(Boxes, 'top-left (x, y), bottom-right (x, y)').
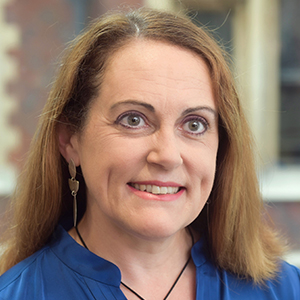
top-left (6, 0), bottom-right (78, 169)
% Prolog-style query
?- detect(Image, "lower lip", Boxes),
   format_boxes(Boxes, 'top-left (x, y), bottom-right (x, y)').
top-left (127, 184), bottom-right (185, 201)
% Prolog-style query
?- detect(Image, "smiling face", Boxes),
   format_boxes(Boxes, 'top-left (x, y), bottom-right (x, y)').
top-left (64, 39), bottom-right (219, 240)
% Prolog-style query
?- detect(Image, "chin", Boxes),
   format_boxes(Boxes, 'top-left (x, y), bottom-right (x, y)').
top-left (126, 218), bottom-right (191, 241)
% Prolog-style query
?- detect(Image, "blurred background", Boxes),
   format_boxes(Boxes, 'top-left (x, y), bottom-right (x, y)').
top-left (0, 0), bottom-right (299, 266)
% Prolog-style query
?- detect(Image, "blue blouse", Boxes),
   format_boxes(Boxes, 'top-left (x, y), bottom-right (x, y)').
top-left (0, 225), bottom-right (299, 299)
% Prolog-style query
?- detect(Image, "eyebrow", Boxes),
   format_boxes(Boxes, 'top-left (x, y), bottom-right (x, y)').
top-left (181, 106), bottom-right (217, 118)
top-left (110, 100), bottom-right (217, 117)
top-left (110, 100), bottom-right (155, 112)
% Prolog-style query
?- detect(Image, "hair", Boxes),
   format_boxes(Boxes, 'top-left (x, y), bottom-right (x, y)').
top-left (0, 7), bottom-right (284, 283)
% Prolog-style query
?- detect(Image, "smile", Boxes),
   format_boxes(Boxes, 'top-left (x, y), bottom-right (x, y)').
top-left (128, 183), bottom-right (181, 195)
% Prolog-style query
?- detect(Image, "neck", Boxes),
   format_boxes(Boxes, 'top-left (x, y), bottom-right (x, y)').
top-left (71, 214), bottom-right (196, 300)
top-left (74, 213), bottom-right (193, 272)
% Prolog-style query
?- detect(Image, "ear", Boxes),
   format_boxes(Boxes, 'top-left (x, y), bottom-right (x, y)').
top-left (57, 122), bottom-right (80, 166)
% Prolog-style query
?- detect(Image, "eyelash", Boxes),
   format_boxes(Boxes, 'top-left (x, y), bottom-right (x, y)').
top-left (115, 111), bottom-right (148, 129)
top-left (181, 115), bottom-right (208, 136)
top-left (115, 111), bottom-right (209, 136)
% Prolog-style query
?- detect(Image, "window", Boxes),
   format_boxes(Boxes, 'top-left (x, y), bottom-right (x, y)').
top-left (280, 0), bottom-right (300, 165)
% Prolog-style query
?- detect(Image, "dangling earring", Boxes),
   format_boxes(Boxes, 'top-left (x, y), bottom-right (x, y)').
top-left (68, 159), bottom-right (79, 228)
top-left (206, 199), bottom-right (211, 237)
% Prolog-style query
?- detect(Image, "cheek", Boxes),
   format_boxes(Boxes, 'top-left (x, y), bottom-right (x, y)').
top-left (203, 158), bottom-right (217, 190)
top-left (191, 149), bottom-right (217, 178)
top-left (189, 149), bottom-right (217, 201)
top-left (79, 139), bottom-right (147, 193)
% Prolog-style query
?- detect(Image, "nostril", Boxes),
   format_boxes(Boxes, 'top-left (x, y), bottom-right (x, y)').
top-left (146, 147), bottom-right (183, 170)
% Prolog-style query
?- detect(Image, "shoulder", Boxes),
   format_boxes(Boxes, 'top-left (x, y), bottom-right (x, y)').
top-left (0, 243), bottom-right (89, 300)
top-left (0, 226), bottom-right (122, 300)
top-left (194, 255), bottom-right (300, 299)
top-left (193, 238), bottom-right (300, 298)
top-left (0, 246), bottom-right (51, 299)
top-left (227, 261), bottom-right (300, 299)
top-left (280, 260), bottom-right (300, 277)
top-left (272, 261), bottom-right (300, 293)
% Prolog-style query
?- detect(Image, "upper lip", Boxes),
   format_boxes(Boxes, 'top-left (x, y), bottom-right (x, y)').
top-left (128, 181), bottom-right (183, 187)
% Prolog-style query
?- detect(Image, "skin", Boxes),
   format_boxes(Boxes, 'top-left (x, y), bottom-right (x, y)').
top-left (59, 39), bottom-right (219, 299)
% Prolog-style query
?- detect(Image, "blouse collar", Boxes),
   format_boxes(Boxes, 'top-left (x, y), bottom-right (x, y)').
top-left (50, 225), bottom-right (208, 285)
top-left (50, 225), bottom-right (122, 286)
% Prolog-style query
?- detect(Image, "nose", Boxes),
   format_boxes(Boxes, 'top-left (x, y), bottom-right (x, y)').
top-left (146, 128), bottom-right (183, 171)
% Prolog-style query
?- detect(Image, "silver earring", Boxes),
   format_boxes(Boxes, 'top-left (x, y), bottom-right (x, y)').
top-left (68, 159), bottom-right (79, 228)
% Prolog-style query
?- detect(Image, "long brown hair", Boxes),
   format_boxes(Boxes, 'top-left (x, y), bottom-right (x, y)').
top-left (0, 8), bottom-right (283, 283)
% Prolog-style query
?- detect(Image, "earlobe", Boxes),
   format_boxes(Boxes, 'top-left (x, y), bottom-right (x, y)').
top-left (57, 122), bottom-right (80, 166)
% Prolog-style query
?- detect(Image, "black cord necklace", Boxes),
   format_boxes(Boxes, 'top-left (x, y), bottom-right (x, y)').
top-left (75, 226), bottom-right (194, 300)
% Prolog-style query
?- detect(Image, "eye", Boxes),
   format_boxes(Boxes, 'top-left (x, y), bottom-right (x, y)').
top-left (182, 116), bottom-right (207, 135)
top-left (116, 112), bottom-right (147, 129)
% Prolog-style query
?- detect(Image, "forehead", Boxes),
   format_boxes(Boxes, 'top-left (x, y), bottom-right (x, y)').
top-left (97, 39), bottom-right (216, 112)
top-left (105, 39), bottom-right (211, 83)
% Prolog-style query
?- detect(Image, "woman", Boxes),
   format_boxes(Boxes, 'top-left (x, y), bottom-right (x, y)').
top-left (0, 7), bottom-right (299, 300)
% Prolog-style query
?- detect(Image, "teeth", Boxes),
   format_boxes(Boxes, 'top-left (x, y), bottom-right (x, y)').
top-left (160, 187), bottom-right (168, 194)
top-left (152, 185), bottom-right (160, 194)
top-left (146, 185), bottom-right (152, 192)
top-left (131, 183), bottom-right (180, 195)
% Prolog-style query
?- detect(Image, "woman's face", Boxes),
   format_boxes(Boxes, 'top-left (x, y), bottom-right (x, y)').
top-left (68, 40), bottom-right (219, 239)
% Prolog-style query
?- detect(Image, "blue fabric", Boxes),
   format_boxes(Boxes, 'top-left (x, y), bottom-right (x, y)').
top-left (0, 225), bottom-right (299, 299)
